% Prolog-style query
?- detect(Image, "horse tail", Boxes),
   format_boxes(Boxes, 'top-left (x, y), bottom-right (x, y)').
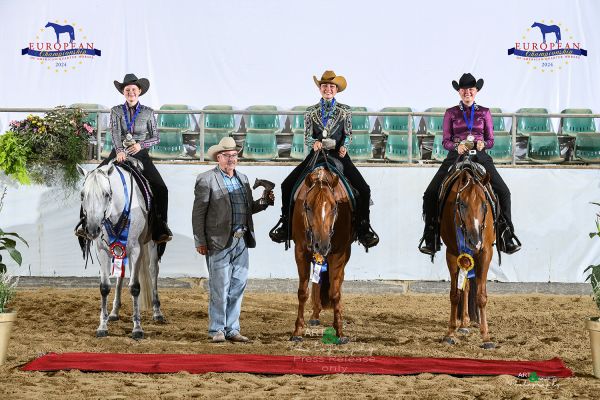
top-left (137, 244), bottom-right (153, 311)
top-left (319, 271), bottom-right (331, 309)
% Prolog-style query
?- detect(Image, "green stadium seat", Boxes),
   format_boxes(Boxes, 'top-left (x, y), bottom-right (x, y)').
top-left (157, 104), bottom-right (193, 131)
top-left (574, 132), bottom-right (600, 163)
top-left (243, 105), bottom-right (280, 160)
top-left (197, 105), bottom-right (236, 156)
top-left (347, 106), bottom-right (372, 161)
top-left (385, 133), bottom-right (420, 162)
top-left (148, 104), bottom-right (190, 159)
top-left (380, 107), bottom-right (419, 162)
top-left (489, 107), bottom-right (509, 133)
top-left (101, 128), bottom-right (113, 158)
top-left (290, 106), bottom-right (309, 160)
top-left (527, 132), bottom-right (563, 163)
top-left (561, 108), bottom-right (596, 136)
top-left (516, 108), bottom-right (553, 136)
top-left (425, 107), bottom-right (446, 135)
top-left (487, 132), bottom-right (513, 163)
top-left (150, 131), bottom-right (185, 159)
top-left (432, 132), bottom-right (448, 161)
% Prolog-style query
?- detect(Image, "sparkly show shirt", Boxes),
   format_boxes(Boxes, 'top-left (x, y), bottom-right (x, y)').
top-left (442, 103), bottom-right (494, 151)
top-left (110, 103), bottom-right (160, 152)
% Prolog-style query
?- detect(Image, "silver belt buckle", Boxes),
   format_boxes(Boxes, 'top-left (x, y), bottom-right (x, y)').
top-left (233, 229), bottom-right (245, 239)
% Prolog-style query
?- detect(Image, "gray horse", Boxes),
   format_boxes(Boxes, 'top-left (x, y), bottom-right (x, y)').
top-left (77, 160), bottom-right (165, 339)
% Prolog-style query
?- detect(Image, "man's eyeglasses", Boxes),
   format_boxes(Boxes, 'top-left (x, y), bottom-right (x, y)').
top-left (219, 153), bottom-right (238, 160)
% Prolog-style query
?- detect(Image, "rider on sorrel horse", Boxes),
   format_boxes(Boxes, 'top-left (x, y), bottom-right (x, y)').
top-left (270, 70), bottom-right (379, 250)
top-left (440, 154), bottom-right (496, 349)
top-left (419, 73), bottom-right (521, 257)
top-left (289, 160), bottom-right (353, 344)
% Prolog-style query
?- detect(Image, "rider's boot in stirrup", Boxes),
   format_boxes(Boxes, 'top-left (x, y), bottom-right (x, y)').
top-left (418, 224), bottom-right (436, 255)
top-left (270, 215), bottom-right (289, 243)
top-left (358, 220), bottom-right (379, 249)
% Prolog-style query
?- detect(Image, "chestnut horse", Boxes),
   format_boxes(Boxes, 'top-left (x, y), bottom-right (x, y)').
top-left (290, 166), bottom-right (353, 344)
top-left (440, 166), bottom-right (496, 349)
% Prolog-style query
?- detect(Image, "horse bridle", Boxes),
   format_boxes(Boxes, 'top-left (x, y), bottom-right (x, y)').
top-left (303, 174), bottom-right (339, 250)
top-left (81, 169), bottom-right (114, 226)
top-left (454, 172), bottom-right (488, 249)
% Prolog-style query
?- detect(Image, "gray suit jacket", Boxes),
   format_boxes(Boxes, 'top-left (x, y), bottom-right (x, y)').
top-left (192, 166), bottom-right (266, 251)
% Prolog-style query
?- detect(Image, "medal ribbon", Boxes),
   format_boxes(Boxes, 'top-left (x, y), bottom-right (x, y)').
top-left (122, 102), bottom-right (141, 134)
top-left (462, 103), bottom-right (475, 134)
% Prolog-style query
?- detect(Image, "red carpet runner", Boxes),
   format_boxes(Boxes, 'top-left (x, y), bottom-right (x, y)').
top-left (21, 353), bottom-right (573, 377)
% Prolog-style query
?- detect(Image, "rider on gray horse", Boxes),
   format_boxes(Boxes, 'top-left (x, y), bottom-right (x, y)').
top-left (76, 73), bottom-right (172, 244)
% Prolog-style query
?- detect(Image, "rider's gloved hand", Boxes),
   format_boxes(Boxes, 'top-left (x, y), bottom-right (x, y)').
top-left (457, 144), bottom-right (468, 155)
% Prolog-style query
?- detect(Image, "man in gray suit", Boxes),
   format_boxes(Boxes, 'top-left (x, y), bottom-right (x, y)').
top-left (192, 137), bottom-right (274, 343)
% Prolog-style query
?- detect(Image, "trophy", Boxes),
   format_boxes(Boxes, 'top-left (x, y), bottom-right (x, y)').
top-left (123, 133), bottom-right (136, 148)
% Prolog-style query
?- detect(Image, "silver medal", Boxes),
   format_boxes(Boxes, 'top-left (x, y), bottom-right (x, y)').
top-left (322, 129), bottom-right (328, 138)
top-left (467, 134), bottom-right (474, 142)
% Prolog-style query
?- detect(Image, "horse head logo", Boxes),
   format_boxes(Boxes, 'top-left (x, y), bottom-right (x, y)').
top-left (45, 22), bottom-right (75, 44)
top-left (531, 22), bottom-right (561, 44)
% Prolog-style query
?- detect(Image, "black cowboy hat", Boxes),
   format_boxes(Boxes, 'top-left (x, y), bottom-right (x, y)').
top-left (452, 73), bottom-right (484, 91)
top-left (113, 73), bottom-right (150, 95)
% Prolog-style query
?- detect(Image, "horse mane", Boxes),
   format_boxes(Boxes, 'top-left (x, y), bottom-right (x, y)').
top-left (83, 168), bottom-right (111, 204)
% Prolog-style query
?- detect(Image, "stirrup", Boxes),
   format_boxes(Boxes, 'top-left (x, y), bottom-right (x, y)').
top-left (269, 217), bottom-right (288, 243)
top-left (418, 236), bottom-right (436, 255)
top-left (358, 222), bottom-right (379, 250)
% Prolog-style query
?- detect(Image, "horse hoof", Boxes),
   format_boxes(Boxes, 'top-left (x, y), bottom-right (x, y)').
top-left (153, 315), bottom-right (167, 324)
top-left (131, 331), bottom-right (144, 340)
top-left (289, 336), bottom-right (303, 342)
top-left (457, 328), bottom-right (470, 335)
top-left (442, 336), bottom-right (457, 345)
top-left (481, 342), bottom-right (496, 350)
top-left (96, 330), bottom-right (108, 338)
top-left (336, 337), bottom-right (350, 345)
top-left (108, 315), bottom-right (119, 322)
top-left (308, 319), bottom-right (320, 326)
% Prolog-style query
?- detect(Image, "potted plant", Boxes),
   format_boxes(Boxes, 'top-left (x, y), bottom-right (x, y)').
top-left (585, 202), bottom-right (600, 378)
top-left (0, 188), bottom-right (27, 365)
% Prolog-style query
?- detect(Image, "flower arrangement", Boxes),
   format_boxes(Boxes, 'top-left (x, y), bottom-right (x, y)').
top-left (0, 106), bottom-right (95, 189)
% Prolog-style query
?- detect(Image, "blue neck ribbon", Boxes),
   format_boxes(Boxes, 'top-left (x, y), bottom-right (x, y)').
top-left (122, 102), bottom-right (141, 134)
top-left (320, 98), bottom-right (336, 127)
top-left (462, 103), bottom-right (475, 133)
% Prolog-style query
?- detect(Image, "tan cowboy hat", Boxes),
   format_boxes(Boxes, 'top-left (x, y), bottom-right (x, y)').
top-left (207, 137), bottom-right (238, 161)
top-left (313, 70), bottom-right (347, 92)
top-left (114, 73), bottom-right (150, 95)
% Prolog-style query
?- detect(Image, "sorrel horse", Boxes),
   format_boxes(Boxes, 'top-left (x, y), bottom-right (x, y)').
top-left (439, 164), bottom-right (496, 349)
top-left (77, 161), bottom-right (165, 339)
top-left (290, 166), bottom-right (353, 344)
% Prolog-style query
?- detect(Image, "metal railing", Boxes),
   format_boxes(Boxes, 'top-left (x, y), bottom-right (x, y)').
top-left (2, 107), bottom-right (598, 165)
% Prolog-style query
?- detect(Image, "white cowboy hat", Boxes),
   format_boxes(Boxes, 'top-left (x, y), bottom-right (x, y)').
top-left (207, 137), bottom-right (238, 161)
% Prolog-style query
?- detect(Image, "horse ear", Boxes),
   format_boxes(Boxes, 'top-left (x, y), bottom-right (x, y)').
top-left (76, 164), bottom-right (88, 178)
top-left (305, 172), bottom-right (315, 187)
top-left (331, 174), bottom-right (339, 188)
top-left (482, 172), bottom-right (491, 186)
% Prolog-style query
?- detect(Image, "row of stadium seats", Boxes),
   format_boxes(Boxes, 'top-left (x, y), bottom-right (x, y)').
top-left (71, 104), bottom-right (600, 164)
